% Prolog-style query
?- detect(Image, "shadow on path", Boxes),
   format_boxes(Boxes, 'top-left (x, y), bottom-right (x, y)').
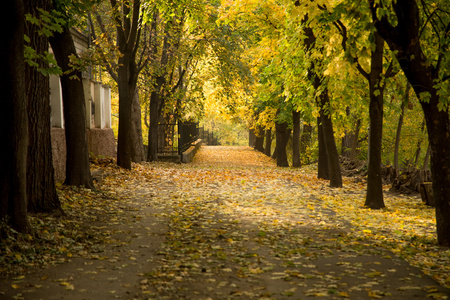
top-left (1, 146), bottom-right (449, 299)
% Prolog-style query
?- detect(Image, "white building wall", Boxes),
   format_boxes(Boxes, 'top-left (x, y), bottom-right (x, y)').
top-left (50, 74), bottom-right (64, 128)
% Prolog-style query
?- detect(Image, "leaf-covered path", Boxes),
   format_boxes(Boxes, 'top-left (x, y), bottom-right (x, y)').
top-left (1, 146), bottom-right (450, 299)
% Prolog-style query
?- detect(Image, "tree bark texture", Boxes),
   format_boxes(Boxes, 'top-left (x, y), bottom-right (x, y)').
top-left (275, 122), bottom-right (290, 167)
top-left (130, 89), bottom-right (144, 163)
top-left (116, 54), bottom-right (134, 169)
top-left (249, 129), bottom-right (256, 148)
top-left (264, 129), bottom-right (272, 157)
top-left (341, 107), bottom-right (361, 159)
top-left (0, 0), bottom-right (30, 232)
top-left (317, 117), bottom-right (329, 180)
top-left (254, 126), bottom-right (265, 153)
top-left (25, 0), bottom-right (62, 213)
top-left (292, 110), bottom-right (301, 168)
top-left (318, 90), bottom-right (342, 188)
top-left (300, 124), bottom-right (313, 163)
top-left (364, 32), bottom-right (385, 208)
top-left (115, 0), bottom-right (141, 169)
top-left (303, 24), bottom-right (341, 185)
top-left (369, 0), bottom-right (450, 245)
top-left (147, 80), bottom-right (162, 162)
top-left (49, 27), bottom-right (93, 189)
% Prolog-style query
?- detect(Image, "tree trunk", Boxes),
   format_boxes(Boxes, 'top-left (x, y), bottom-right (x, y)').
top-left (341, 107), bottom-right (352, 158)
top-left (264, 129), bottom-right (272, 157)
top-left (0, 0), bottom-right (30, 232)
top-left (422, 144), bottom-right (431, 172)
top-left (49, 27), bottom-right (93, 189)
top-left (413, 121), bottom-right (425, 169)
top-left (292, 110), bottom-right (301, 168)
top-left (147, 85), bottom-right (161, 162)
top-left (254, 126), bottom-right (265, 153)
top-left (116, 54), bottom-right (133, 169)
top-left (25, 0), bottom-right (62, 214)
top-left (271, 144), bottom-right (278, 159)
top-left (130, 89), bottom-right (144, 163)
top-left (350, 120), bottom-right (361, 160)
top-left (113, 0), bottom-right (141, 169)
top-left (317, 117), bottom-right (330, 180)
top-left (300, 123), bottom-right (313, 163)
top-left (393, 83), bottom-right (409, 172)
top-left (275, 122), bottom-right (290, 167)
top-left (302, 24), bottom-right (340, 185)
top-left (249, 129), bottom-right (256, 147)
top-left (364, 32), bottom-right (385, 208)
top-left (341, 107), bottom-right (361, 160)
top-left (116, 50), bottom-right (139, 168)
top-left (319, 90), bottom-right (342, 188)
top-left (422, 91), bottom-right (450, 247)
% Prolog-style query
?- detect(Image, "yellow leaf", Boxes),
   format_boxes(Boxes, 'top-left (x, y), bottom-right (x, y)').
top-left (60, 281), bottom-right (75, 290)
top-left (11, 284), bottom-right (20, 289)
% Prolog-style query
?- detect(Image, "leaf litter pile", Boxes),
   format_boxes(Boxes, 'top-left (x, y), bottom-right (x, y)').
top-left (1, 146), bottom-right (450, 299)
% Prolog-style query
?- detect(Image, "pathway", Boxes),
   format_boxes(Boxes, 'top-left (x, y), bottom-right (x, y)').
top-left (1, 146), bottom-right (449, 299)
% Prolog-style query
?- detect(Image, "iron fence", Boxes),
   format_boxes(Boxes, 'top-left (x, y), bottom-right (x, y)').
top-left (199, 126), bottom-right (219, 145)
top-left (156, 122), bottom-right (220, 157)
top-left (178, 121), bottom-right (199, 153)
top-left (157, 121), bottom-right (199, 156)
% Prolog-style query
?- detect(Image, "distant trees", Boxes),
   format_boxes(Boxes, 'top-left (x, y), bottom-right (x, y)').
top-left (219, 0), bottom-right (449, 246)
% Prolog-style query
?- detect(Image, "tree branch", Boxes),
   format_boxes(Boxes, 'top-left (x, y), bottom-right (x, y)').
top-left (89, 13), bottom-right (118, 82)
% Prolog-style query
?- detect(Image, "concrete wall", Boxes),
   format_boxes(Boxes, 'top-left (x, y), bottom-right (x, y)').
top-left (51, 128), bottom-right (66, 182)
top-left (51, 128), bottom-right (116, 182)
top-left (87, 128), bottom-right (116, 158)
top-left (181, 139), bottom-right (202, 163)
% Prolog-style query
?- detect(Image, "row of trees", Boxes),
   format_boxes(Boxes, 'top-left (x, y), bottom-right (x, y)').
top-left (1, 0), bottom-right (248, 233)
top-left (1, 0), bottom-right (96, 232)
top-left (1, 0), bottom-right (449, 248)
top-left (218, 0), bottom-right (449, 246)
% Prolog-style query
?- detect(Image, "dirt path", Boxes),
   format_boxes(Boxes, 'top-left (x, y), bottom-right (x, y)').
top-left (1, 146), bottom-right (449, 299)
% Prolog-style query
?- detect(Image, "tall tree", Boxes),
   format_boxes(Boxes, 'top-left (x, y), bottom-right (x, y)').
top-left (90, 0), bottom-right (145, 169)
top-left (115, 0), bottom-right (142, 169)
top-left (264, 129), bottom-right (272, 157)
top-left (130, 90), bottom-right (145, 162)
top-left (317, 87), bottom-right (343, 187)
top-left (254, 125), bottom-right (265, 153)
top-left (317, 117), bottom-right (330, 180)
top-left (0, 0), bottom-right (30, 232)
top-left (49, 25), bottom-right (94, 189)
top-left (146, 12), bottom-right (170, 162)
top-left (368, 0), bottom-right (450, 246)
top-left (331, 7), bottom-right (397, 204)
top-left (292, 110), bottom-right (301, 168)
top-left (303, 23), bottom-right (342, 187)
top-left (25, 0), bottom-right (62, 213)
top-left (364, 31), bottom-right (386, 208)
top-left (275, 120), bottom-right (290, 167)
